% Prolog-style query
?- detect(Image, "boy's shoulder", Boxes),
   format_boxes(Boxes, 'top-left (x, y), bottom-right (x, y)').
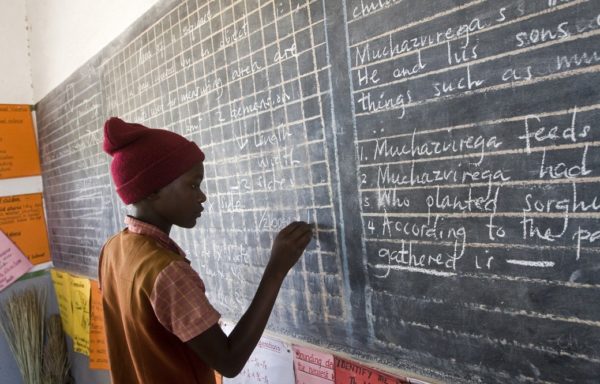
top-left (101, 229), bottom-right (184, 280)
top-left (102, 229), bottom-right (125, 248)
top-left (103, 228), bottom-right (183, 261)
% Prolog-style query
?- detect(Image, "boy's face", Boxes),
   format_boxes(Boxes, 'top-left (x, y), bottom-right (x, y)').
top-left (152, 161), bottom-right (207, 228)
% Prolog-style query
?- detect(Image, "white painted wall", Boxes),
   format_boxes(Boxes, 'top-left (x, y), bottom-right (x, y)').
top-left (0, 0), bottom-right (33, 104)
top-left (26, 0), bottom-right (160, 102)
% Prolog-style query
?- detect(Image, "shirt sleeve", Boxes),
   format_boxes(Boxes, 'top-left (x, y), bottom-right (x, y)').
top-left (150, 260), bottom-right (221, 342)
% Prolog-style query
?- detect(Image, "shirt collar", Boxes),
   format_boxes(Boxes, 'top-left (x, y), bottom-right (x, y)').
top-left (124, 216), bottom-right (188, 261)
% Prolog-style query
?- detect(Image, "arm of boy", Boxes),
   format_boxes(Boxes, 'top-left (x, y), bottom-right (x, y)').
top-left (185, 221), bottom-right (313, 378)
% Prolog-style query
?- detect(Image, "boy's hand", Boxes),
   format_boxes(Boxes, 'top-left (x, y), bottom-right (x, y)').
top-left (267, 221), bottom-right (313, 280)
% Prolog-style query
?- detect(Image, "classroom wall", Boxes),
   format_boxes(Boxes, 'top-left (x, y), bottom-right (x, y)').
top-left (0, 3), bottom-right (38, 381)
top-left (0, 2), bottom-right (157, 382)
top-left (1, 0), bottom-right (160, 103)
top-left (27, 2), bottom-right (160, 382)
top-left (26, 0), bottom-right (160, 102)
top-left (0, 0), bottom-right (33, 104)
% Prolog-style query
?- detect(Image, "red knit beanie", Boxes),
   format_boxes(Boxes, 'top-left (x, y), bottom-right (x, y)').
top-left (103, 117), bottom-right (205, 204)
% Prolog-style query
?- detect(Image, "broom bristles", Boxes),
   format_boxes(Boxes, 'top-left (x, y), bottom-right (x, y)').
top-left (0, 287), bottom-right (46, 384)
top-left (42, 314), bottom-right (71, 384)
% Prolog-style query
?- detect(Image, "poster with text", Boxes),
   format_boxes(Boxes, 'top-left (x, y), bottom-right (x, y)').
top-left (89, 280), bottom-right (109, 370)
top-left (334, 357), bottom-right (410, 384)
top-left (71, 275), bottom-right (91, 355)
top-left (0, 193), bottom-right (50, 264)
top-left (293, 345), bottom-right (334, 384)
top-left (0, 104), bottom-right (41, 179)
top-left (51, 269), bottom-right (73, 337)
top-left (222, 322), bottom-right (295, 384)
top-left (0, 230), bottom-right (33, 290)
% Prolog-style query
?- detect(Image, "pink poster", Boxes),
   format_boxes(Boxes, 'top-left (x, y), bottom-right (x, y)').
top-left (0, 230), bottom-right (33, 290)
top-left (293, 345), bottom-right (334, 384)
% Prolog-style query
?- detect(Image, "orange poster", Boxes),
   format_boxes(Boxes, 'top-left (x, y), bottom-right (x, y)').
top-left (0, 104), bottom-right (41, 179)
top-left (0, 193), bottom-right (50, 264)
top-left (89, 280), bottom-right (110, 370)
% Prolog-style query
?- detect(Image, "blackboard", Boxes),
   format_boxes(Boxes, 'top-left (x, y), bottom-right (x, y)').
top-left (36, 0), bottom-right (600, 382)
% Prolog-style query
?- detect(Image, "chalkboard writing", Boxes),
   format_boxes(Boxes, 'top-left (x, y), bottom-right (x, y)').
top-left (36, 0), bottom-right (600, 382)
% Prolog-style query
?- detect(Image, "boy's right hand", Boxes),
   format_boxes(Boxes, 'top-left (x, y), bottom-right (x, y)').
top-left (267, 221), bottom-right (313, 280)
top-left (188, 221), bottom-right (314, 377)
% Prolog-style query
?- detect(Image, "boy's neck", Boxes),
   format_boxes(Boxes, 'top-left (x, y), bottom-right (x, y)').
top-left (129, 210), bottom-right (172, 235)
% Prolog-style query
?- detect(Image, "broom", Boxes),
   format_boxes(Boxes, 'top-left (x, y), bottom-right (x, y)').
top-left (0, 287), bottom-right (46, 384)
top-left (42, 314), bottom-right (71, 384)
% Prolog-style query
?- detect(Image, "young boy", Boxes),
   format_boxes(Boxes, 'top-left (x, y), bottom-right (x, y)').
top-left (99, 117), bottom-right (313, 383)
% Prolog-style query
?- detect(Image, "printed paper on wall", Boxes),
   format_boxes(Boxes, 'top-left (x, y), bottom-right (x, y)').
top-left (222, 322), bottom-right (295, 384)
top-left (51, 269), bottom-right (74, 337)
top-left (71, 275), bottom-right (91, 355)
top-left (334, 356), bottom-right (410, 384)
top-left (0, 193), bottom-right (50, 264)
top-left (293, 345), bottom-right (334, 384)
top-left (0, 230), bottom-right (33, 290)
top-left (0, 104), bottom-right (41, 179)
top-left (89, 280), bottom-right (109, 370)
